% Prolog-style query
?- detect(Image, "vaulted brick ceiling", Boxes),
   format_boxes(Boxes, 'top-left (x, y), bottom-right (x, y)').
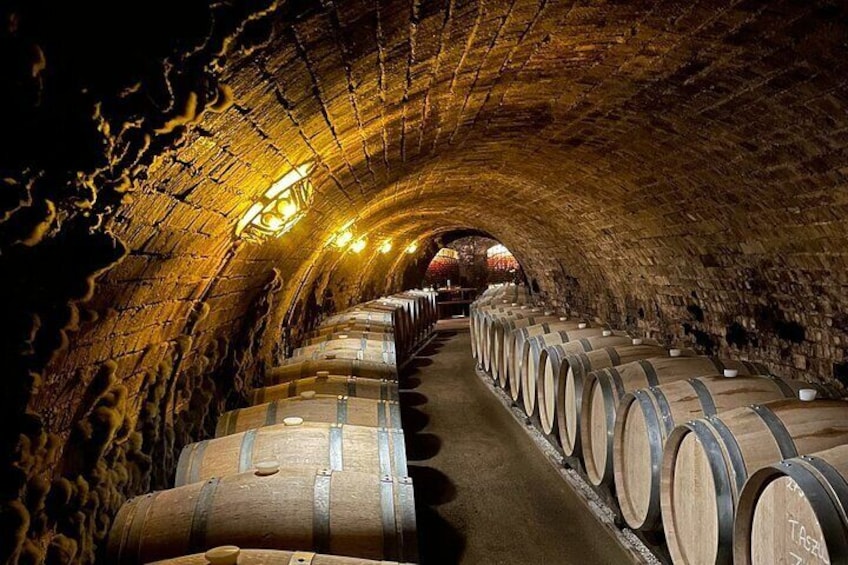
top-left (3, 2), bottom-right (848, 561)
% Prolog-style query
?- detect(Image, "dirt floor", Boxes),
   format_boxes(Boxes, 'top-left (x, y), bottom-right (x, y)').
top-left (402, 323), bottom-right (632, 565)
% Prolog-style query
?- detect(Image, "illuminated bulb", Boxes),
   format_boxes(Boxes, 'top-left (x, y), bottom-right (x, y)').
top-left (379, 240), bottom-right (393, 254)
top-left (335, 230), bottom-right (354, 248)
top-left (261, 213), bottom-right (284, 230)
top-left (406, 242), bottom-right (419, 254)
top-left (350, 238), bottom-right (367, 253)
top-left (279, 200), bottom-right (298, 219)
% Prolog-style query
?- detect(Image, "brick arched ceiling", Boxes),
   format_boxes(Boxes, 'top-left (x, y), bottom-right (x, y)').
top-left (3, 1), bottom-right (848, 562)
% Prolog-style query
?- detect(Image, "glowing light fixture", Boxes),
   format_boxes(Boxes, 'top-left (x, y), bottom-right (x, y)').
top-left (350, 238), bottom-right (367, 253)
top-left (379, 240), bottom-right (393, 254)
top-left (334, 229), bottom-right (354, 248)
top-left (406, 242), bottom-right (419, 254)
top-left (235, 162), bottom-right (314, 243)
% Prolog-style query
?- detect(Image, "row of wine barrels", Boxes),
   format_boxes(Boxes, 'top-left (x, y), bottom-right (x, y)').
top-left (291, 337), bottom-right (397, 364)
top-left (175, 422), bottom-right (408, 486)
top-left (734, 442), bottom-right (848, 565)
top-left (580, 356), bottom-right (770, 487)
top-left (477, 304), bottom-right (540, 371)
top-left (267, 360), bottom-right (398, 385)
top-left (217, 397), bottom-right (402, 437)
top-left (151, 547), bottom-right (416, 564)
top-left (537, 340), bottom-right (664, 436)
top-left (252, 374), bottom-right (398, 405)
top-left (520, 326), bottom-right (617, 417)
top-left (613, 374), bottom-right (831, 532)
top-left (107, 468), bottom-right (417, 564)
top-left (505, 320), bottom-right (588, 396)
top-left (661, 398), bottom-right (848, 565)
top-left (471, 294), bottom-right (533, 362)
top-left (490, 312), bottom-right (560, 385)
top-left (303, 330), bottom-right (395, 347)
top-left (285, 347), bottom-right (397, 366)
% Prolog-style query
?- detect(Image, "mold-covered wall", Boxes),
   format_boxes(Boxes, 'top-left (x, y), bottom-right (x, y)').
top-left (3, 1), bottom-right (848, 563)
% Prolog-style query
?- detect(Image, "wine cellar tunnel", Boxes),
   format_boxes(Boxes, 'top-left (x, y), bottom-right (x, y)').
top-left (3, 0), bottom-right (848, 563)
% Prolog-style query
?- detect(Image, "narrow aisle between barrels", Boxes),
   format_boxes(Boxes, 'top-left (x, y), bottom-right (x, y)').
top-left (403, 323), bottom-right (631, 565)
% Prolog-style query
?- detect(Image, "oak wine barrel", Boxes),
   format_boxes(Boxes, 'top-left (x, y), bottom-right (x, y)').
top-left (291, 338), bottom-right (397, 366)
top-left (266, 359), bottom-right (398, 385)
top-left (106, 468), bottom-right (417, 564)
top-left (613, 374), bottom-right (829, 531)
top-left (216, 396), bottom-right (401, 437)
top-left (150, 547), bottom-right (417, 565)
top-left (580, 356), bottom-right (768, 486)
top-left (734, 443), bottom-right (848, 565)
top-left (252, 374), bottom-right (398, 405)
top-left (661, 398), bottom-right (848, 565)
top-left (303, 330), bottom-right (395, 347)
top-left (492, 313), bottom-right (560, 387)
top-left (175, 422), bottom-right (407, 486)
top-left (479, 305), bottom-right (538, 372)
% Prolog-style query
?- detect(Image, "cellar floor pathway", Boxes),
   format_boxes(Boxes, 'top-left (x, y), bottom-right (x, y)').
top-left (402, 321), bottom-right (633, 565)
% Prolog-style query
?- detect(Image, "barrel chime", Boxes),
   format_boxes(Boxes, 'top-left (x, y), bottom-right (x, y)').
top-left (472, 283), bottom-right (848, 565)
top-left (107, 291), bottom-right (437, 565)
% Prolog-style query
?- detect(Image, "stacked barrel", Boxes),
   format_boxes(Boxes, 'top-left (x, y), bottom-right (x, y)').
top-left (106, 291), bottom-right (436, 565)
top-left (469, 284), bottom-right (848, 564)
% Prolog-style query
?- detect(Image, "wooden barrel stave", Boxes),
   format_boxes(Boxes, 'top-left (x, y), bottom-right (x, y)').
top-left (493, 314), bottom-right (560, 388)
top-left (149, 548), bottom-right (418, 564)
top-left (580, 356), bottom-right (769, 487)
top-left (216, 397), bottom-right (402, 437)
top-left (266, 360), bottom-right (398, 385)
top-left (252, 375), bottom-right (398, 405)
top-left (175, 422), bottom-right (407, 485)
top-left (507, 320), bottom-right (586, 400)
top-left (661, 399), bottom-right (848, 565)
top-left (107, 469), bottom-right (417, 565)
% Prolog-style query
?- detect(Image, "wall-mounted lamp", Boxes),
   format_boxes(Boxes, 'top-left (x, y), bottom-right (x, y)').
top-left (333, 229), bottom-right (354, 248)
top-left (235, 162), bottom-right (314, 243)
top-left (406, 242), bottom-right (419, 254)
top-left (349, 237), bottom-right (367, 253)
top-left (379, 240), bottom-right (393, 254)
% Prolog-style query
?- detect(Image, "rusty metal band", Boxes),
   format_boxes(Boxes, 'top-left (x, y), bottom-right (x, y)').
top-left (312, 471), bottom-right (332, 554)
top-left (188, 477), bottom-right (220, 553)
top-left (238, 429), bottom-right (257, 473)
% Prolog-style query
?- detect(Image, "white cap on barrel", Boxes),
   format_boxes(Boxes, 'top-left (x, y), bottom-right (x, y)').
top-left (669, 348), bottom-right (682, 357)
top-left (578, 322), bottom-right (587, 329)
top-left (632, 338), bottom-right (643, 345)
top-left (299, 391), bottom-right (316, 400)
top-left (799, 388), bottom-right (818, 401)
top-left (559, 316), bottom-right (568, 321)
top-left (723, 369), bottom-right (739, 378)
top-left (284, 416), bottom-right (304, 426)
top-left (205, 545), bottom-right (240, 565)
top-left (337, 334), bottom-right (349, 339)
top-left (602, 330), bottom-right (612, 337)
top-left (531, 308), bottom-right (540, 312)
top-left (316, 370), bottom-right (330, 377)
top-left (254, 460), bottom-right (280, 476)
top-left (544, 310), bottom-right (553, 316)
top-left (511, 302), bottom-right (518, 306)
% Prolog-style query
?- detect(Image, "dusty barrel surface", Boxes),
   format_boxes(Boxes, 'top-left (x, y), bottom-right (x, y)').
top-left (494, 312), bottom-right (560, 388)
top-left (217, 396), bottom-right (402, 437)
top-left (150, 548), bottom-right (417, 564)
top-left (613, 374), bottom-right (824, 531)
top-left (175, 422), bottom-right (407, 486)
top-left (106, 468), bottom-right (418, 565)
top-left (252, 375), bottom-right (398, 404)
top-left (508, 319), bottom-right (585, 399)
top-left (303, 330), bottom-right (396, 347)
top-left (734, 443), bottom-right (848, 565)
top-left (580, 356), bottom-right (768, 486)
top-left (267, 359), bottom-right (398, 384)
top-left (661, 398), bottom-right (848, 565)
top-left (520, 326), bottom-right (612, 417)
top-left (291, 337), bottom-right (397, 365)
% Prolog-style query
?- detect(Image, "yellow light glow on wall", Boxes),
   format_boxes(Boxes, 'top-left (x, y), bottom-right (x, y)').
top-left (406, 242), bottom-right (419, 254)
top-left (350, 238), bottom-right (367, 253)
top-left (379, 240), bottom-right (393, 254)
top-left (235, 162), bottom-right (314, 243)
